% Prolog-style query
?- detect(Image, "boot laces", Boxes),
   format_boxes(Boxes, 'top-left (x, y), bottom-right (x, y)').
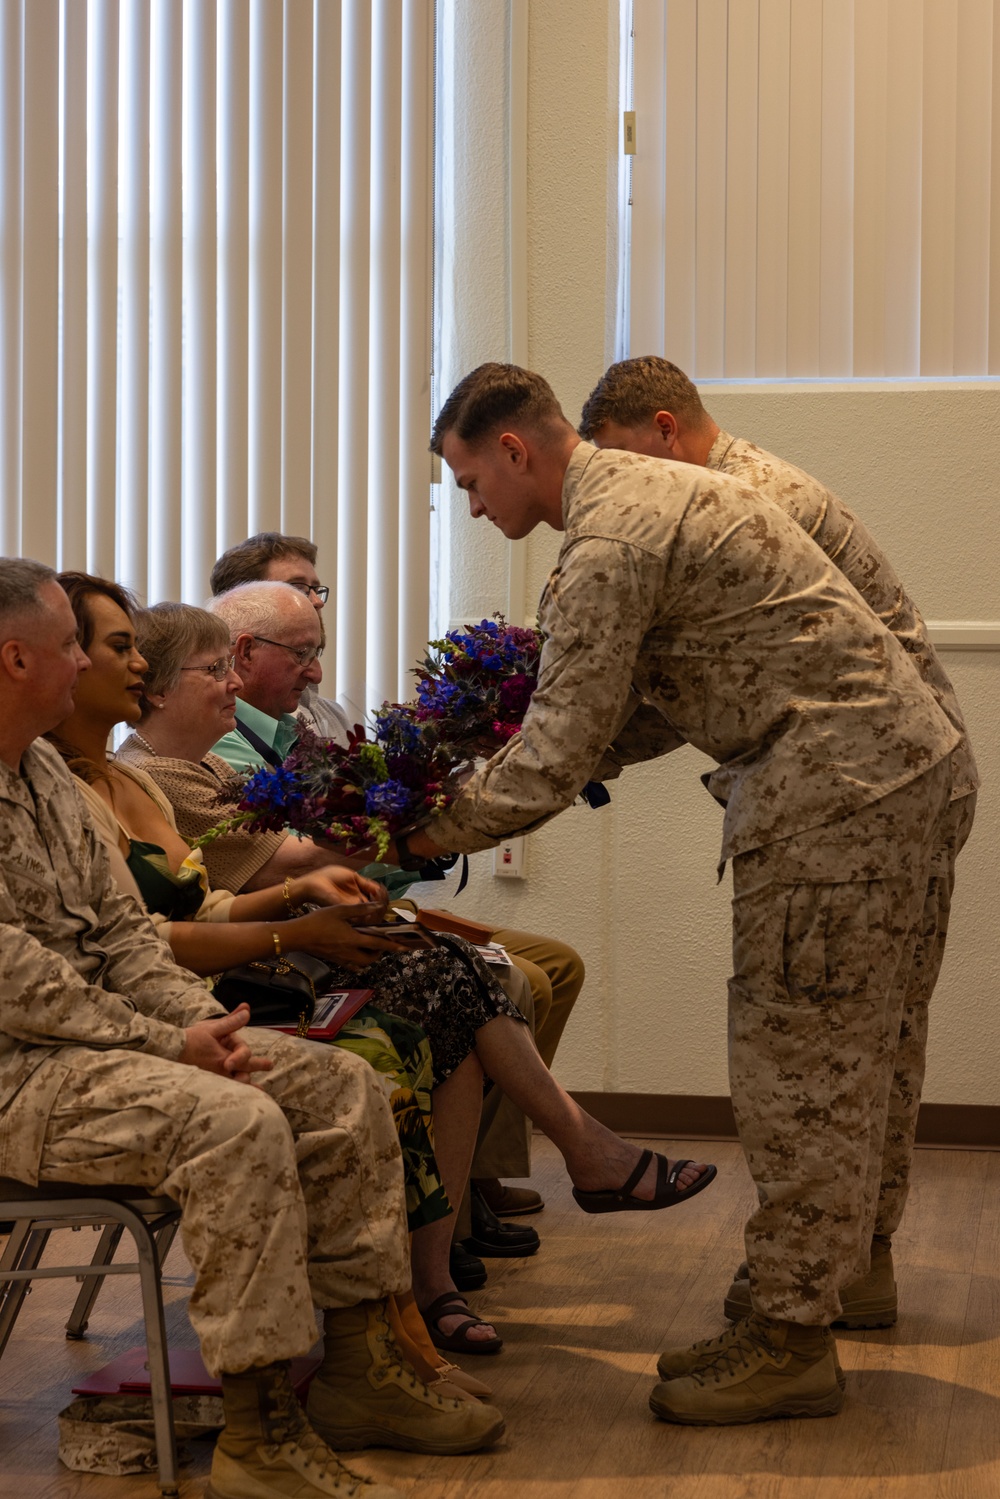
top-left (372, 1317), bottom-right (453, 1408)
top-left (688, 1318), bottom-right (779, 1387)
top-left (265, 1376), bottom-right (373, 1491)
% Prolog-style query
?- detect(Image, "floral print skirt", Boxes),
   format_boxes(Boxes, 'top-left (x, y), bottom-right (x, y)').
top-left (324, 934), bottom-right (523, 1085)
top-left (335, 1004), bottom-right (449, 1232)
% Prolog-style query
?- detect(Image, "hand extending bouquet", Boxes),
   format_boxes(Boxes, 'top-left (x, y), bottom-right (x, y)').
top-left (193, 614), bottom-right (601, 863)
top-left (196, 722), bottom-right (469, 861)
top-left (411, 614), bottom-right (542, 756)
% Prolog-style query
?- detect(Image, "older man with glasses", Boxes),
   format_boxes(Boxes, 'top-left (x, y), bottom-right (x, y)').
top-left (209, 580), bottom-right (324, 772)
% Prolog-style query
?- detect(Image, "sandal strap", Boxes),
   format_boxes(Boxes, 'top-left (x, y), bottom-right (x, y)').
top-left (421, 1292), bottom-right (473, 1324)
top-left (667, 1157), bottom-right (693, 1190)
top-left (615, 1148), bottom-right (653, 1201)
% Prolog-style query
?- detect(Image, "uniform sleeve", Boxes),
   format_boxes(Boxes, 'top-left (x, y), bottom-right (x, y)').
top-left (81, 829), bottom-right (226, 1034)
top-left (429, 537), bottom-right (666, 853)
top-left (0, 840), bottom-right (218, 1061)
top-left (591, 698), bottom-right (688, 780)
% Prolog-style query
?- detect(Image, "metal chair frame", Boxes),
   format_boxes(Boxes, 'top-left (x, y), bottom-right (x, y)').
top-left (0, 1179), bottom-right (183, 1495)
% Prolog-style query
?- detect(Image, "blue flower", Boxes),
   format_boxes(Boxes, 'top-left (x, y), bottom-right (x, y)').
top-left (364, 779), bottom-right (414, 818)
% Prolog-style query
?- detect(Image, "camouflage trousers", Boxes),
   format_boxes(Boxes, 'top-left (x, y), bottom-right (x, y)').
top-left (728, 759), bottom-right (952, 1325)
top-left (37, 1029), bottom-right (409, 1375)
top-left (876, 789), bottom-right (976, 1236)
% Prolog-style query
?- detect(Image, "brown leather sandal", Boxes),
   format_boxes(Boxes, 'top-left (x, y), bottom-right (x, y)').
top-left (421, 1292), bottom-right (503, 1356)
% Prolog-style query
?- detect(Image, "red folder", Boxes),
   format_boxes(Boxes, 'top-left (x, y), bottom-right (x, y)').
top-left (72, 1346), bottom-right (320, 1398)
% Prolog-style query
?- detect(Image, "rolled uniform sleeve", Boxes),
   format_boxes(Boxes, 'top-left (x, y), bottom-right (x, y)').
top-left (0, 827), bottom-right (222, 1059)
top-left (430, 537), bottom-right (664, 852)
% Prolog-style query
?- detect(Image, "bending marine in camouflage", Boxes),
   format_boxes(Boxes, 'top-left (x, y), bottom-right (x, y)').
top-left (581, 354), bottom-right (978, 1331)
top-left (0, 559), bottom-right (503, 1499)
top-left (400, 363), bottom-right (961, 1427)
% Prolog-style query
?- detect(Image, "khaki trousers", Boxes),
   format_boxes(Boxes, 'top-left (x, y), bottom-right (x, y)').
top-left (37, 1029), bottom-right (409, 1375)
top-left (729, 761), bottom-right (951, 1325)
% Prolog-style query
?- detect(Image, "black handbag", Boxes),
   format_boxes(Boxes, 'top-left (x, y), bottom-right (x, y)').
top-left (213, 951), bottom-right (335, 1035)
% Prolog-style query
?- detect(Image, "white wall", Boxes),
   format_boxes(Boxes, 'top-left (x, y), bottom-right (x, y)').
top-left (433, 1), bottom-right (1000, 1106)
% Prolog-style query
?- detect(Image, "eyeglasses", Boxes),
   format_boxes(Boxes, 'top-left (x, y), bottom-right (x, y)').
top-left (251, 635), bottom-right (324, 666)
top-left (179, 656), bottom-right (236, 682)
top-left (289, 581), bottom-right (330, 604)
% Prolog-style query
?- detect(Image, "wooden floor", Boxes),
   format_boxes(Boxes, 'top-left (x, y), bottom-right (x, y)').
top-left (2, 1137), bottom-right (999, 1499)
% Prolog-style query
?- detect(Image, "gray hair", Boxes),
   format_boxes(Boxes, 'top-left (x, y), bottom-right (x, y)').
top-left (134, 602), bottom-right (231, 714)
top-left (0, 557), bottom-right (58, 636)
top-left (208, 580), bottom-right (310, 642)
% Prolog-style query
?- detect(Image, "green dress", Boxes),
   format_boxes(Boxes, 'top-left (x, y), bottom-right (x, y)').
top-left (125, 838), bottom-right (449, 1232)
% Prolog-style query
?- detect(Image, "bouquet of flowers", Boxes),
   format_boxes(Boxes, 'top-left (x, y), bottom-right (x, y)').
top-left (197, 723), bottom-right (468, 861)
top-left (410, 614), bottom-right (542, 756)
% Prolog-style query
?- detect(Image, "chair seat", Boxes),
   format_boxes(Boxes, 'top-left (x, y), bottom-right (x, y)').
top-left (0, 1176), bottom-right (175, 1210)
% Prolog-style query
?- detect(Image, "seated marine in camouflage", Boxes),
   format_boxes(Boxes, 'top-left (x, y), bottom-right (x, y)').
top-left (0, 557), bottom-right (504, 1499)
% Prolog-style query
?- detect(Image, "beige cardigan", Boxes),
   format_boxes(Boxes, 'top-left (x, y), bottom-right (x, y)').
top-left (74, 762), bottom-right (236, 938)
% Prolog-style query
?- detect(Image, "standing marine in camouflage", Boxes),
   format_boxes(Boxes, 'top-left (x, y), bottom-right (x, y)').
top-left (397, 363), bottom-right (960, 1427)
top-left (580, 354), bottom-right (978, 1334)
top-left (0, 558), bottom-right (504, 1499)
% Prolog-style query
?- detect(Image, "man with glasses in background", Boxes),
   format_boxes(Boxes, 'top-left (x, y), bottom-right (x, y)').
top-left (209, 533), bottom-right (346, 742)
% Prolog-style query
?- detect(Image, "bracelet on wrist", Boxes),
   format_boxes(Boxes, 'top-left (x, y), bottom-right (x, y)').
top-left (271, 930), bottom-right (282, 958)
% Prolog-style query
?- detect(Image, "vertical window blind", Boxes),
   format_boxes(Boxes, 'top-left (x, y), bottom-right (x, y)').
top-left (628, 0), bottom-right (1000, 379)
top-left (0, 0), bottom-right (434, 715)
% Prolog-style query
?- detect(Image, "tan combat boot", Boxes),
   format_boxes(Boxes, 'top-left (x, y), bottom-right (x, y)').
top-left (207, 1361), bottom-right (402, 1499)
top-left (306, 1299), bottom-right (505, 1454)
top-left (657, 1322), bottom-right (846, 1391)
top-left (723, 1235), bottom-right (897, 1330)
top-left (649, 1313), bottom-right (845, 1425)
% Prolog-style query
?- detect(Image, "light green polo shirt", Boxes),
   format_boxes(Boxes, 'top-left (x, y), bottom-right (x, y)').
top-left (212, 698), bottom-right (300, 775)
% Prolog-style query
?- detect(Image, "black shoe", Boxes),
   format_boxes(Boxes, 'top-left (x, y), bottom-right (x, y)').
top-left (450, 1241), bottom-right (488, 1290)
top-left (463, 1186), bottom-right (541, 1258)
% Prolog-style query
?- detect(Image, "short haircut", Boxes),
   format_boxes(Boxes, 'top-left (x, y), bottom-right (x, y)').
top-left (210, 532), bottom-right (317, 596)
top-left (135, 602), bottom-right (231, 710)
top-left (57, 571), bottom-right (139, 649)
top-left (578, 356), bottom-right (709, 439)
top-left (430, 362), bottom-right (570, 455)
top-left (0, 557), bottom-right (57, 635)
top-left (209, 580), bottom-right (308, 642)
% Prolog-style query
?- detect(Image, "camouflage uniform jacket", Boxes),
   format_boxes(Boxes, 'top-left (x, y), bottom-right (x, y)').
top-left (706, 431), bottom-right (978, 800)
top-left (430, 442), bottom-right (959, 860)
top-left (0, 738), bottom-right (224, 1183)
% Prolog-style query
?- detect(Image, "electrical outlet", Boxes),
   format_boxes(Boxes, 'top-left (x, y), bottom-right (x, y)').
top-left (493, 837), bottom-right (526, 879)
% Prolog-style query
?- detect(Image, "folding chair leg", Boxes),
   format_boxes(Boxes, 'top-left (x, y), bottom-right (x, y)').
top-left (129, 1211), bottom-right (179, 1496)
top-left (0, 1218), bottom-right (32, 1276)
top-left (0, 1227), bottom-right (51, 1358)
top-left (65, 1222), bottom-right (124, 1339)
top-left (153, 1217), bottom-right (180, 1269)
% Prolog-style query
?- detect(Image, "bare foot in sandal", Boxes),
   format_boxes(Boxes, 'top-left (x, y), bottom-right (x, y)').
top-left (422, 1291), bottom-right (504, 1356)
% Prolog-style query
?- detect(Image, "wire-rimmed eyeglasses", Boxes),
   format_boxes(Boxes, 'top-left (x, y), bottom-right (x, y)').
top-left (251, 636), bottom-right (324, 666)
top-left (179, 656), bottom-right (236, 682)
